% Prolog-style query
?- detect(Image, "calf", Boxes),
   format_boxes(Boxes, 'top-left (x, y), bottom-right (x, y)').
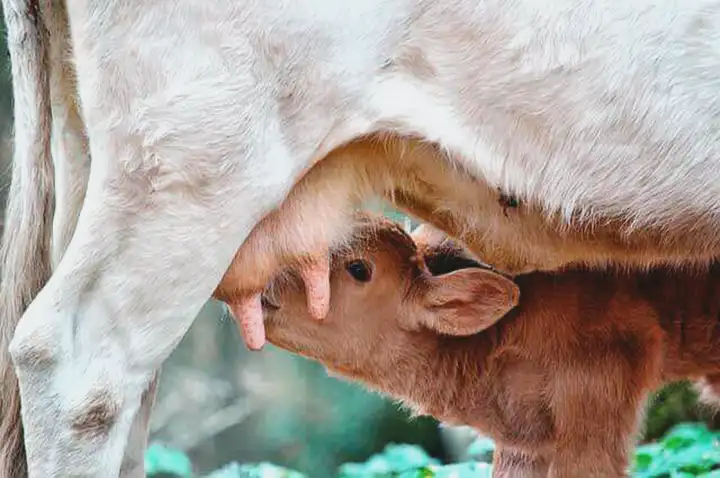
top-left (261, 215), bottom-right (720, 477)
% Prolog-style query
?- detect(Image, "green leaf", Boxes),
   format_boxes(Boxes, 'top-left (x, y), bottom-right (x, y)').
top-left (144, 443), bottom-right (193, 478)
top-left (204, 462), bottom-right (307, 478)
top-left (430, 462), bottom-right (493, 478)
top-left (338, 444), bottom-right (440, 476)
top-left (634, 443), bottom-right (664, 472)
top-left (661, 423), bottom-right (713, 451)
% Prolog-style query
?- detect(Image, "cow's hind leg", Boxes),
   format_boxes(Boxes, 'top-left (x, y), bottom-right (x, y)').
top-left (9, 132), bottom-right (307, 476)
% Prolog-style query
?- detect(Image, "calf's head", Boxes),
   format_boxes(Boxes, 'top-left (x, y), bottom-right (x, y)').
top-left (262, 215), bottom-right (519, 379)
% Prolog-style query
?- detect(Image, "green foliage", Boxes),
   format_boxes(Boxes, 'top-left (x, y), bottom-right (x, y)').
top-left (205, 462), bottom-right (306, 478)
top-left (633, 423), bottom-right (720, 477)
top-left (145, 443), bottom-right (193, 477)
top-left (146, 421), bottom-right (720, 477)
top-left (644, 382), bottom-right (705, 442)
top-left (337, 444), bottom-right (440, 476)
top-left (336, 443), bottom-right (492, 478)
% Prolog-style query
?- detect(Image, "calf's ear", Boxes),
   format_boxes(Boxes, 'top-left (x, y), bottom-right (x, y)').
top-left (422, 268), bottom-right (519, 336)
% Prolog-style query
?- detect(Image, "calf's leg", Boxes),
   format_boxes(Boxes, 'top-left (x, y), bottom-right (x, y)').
top-left (547, 366), bottom-right (651, 477)
top-left (492, 447), bottom-right (549, 477)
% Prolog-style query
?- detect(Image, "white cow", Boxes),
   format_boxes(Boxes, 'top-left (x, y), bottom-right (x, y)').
top-left (3, 0), bottom-right (720, 476)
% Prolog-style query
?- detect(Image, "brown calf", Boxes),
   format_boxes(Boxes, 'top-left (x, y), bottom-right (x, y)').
top-left (258, 215), bottom-right (720, 477)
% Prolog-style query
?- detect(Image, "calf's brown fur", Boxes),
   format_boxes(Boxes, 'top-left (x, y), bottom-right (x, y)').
top-left (258, 215), bottom-right (720, 477)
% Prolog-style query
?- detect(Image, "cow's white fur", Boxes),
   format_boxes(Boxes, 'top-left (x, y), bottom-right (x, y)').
top-left (0, 2), bottom-right (161, 476)
top-left (44, 0), bottom-right (88, 270)
top-left (47, 5), bottom-right (159, 477)
top-left (3, 0), bottom-right (720, 476)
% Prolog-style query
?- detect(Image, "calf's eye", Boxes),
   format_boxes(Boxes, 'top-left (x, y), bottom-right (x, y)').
top-left (346, 260), bottom-right (372, 282)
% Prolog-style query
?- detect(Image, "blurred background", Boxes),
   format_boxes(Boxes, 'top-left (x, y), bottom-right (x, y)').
top-left (1, 10), bottom-right (719, 478)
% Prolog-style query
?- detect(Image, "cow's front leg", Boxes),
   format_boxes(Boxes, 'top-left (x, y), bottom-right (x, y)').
top-left (118, 371), bottom-right (160, 478)
top-left (9, 138), bottom-right (307, 476)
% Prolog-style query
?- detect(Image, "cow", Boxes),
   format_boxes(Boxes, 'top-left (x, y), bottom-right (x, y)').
top-left (2, 0), bottom-right (720, 476)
